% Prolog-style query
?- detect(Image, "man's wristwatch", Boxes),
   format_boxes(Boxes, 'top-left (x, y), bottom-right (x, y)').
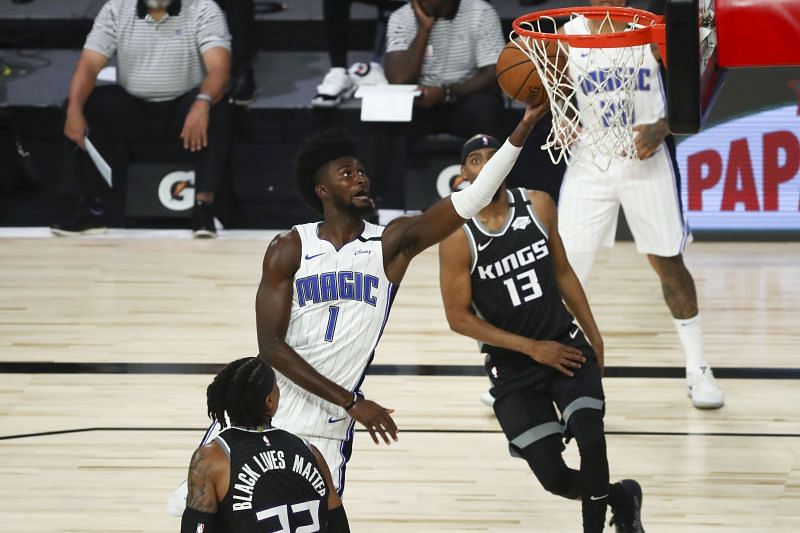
top-left (195, 92), bottom-right (213, 104)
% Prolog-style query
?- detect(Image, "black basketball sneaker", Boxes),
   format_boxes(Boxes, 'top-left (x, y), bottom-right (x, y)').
top-left (609, 479), bottom-right (645, 533)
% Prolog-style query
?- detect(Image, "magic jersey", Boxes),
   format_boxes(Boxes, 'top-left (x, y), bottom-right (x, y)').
top-left (464, 189), bottom-right (574, 365)
top-left (563, 16), bottom-right (665, 153)
top-left (272, 221), bottom-right (397, 440)
top-left (215, 427), bottom-right (329, 532)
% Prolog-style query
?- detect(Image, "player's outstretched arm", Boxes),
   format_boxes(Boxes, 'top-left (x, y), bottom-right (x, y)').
top-left (382, 103), bottom-right (549, 282)
top-left (438, 228), bottom-right (585, 377)
top-left (256, 231), bottom-right (398, 444)
top-left (309, 444), bottom-right (351, 533)
top-left (532, 191), bottom-right (604, 370)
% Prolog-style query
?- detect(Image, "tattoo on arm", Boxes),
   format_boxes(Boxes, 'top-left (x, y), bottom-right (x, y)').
top-left (186, 447), bottom-right (218, 513)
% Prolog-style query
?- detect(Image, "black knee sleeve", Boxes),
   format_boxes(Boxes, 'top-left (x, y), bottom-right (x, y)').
top-left (568, 409), bottom-right (610, 496)
top-left (519, 434), bottom-right (581, 500)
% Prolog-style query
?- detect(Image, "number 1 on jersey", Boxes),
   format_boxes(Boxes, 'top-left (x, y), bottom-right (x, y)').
top-left (324, 305), bottom-right (340, 342)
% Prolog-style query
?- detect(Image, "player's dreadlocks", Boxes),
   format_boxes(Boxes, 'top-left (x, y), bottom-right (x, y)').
top-left (206, 357), bottom-right (276, 429)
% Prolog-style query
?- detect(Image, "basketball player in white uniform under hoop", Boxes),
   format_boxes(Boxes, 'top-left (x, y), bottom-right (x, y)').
top-left (556, 0), bottom-right (724, 409)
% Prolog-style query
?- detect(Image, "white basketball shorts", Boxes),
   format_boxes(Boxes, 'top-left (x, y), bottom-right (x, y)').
top-left (558, 142), bottom-right (691, 257)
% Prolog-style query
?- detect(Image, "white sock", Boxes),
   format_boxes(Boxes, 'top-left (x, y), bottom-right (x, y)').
top-left (565, 249), bottom-right (597, 286)
top-left (674, 314), bottom-right (708, 373)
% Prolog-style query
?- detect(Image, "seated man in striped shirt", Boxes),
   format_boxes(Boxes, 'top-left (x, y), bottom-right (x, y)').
top-left (384, 0), bottom-right (505, 139)
top-left (53, 0), bottom-right (232, 238)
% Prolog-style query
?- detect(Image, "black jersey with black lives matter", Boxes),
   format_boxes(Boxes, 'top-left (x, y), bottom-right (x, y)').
top-left (464, 188), bottom-right (574, 363)
top-left (216, 427), bottom-right (329, 532)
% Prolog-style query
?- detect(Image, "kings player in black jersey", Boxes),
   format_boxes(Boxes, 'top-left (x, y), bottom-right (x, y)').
top-left (438, 135), bottom-right (645, 533)
top-left (181, 357), bottom-right (350, 533)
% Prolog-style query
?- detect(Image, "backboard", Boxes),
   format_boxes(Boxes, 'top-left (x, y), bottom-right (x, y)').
top-left (666, 0), bottom-right (800, 134)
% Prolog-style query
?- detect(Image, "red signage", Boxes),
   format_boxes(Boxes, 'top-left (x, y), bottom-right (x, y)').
top-left (677, 105), bottom-right (800, 230)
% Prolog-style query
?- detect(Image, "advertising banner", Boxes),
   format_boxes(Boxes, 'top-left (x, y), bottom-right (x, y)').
top-left (677, 105), bottom-right (800, 230)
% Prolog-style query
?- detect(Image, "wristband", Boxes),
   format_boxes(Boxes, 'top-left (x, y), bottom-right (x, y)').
top-left (343, 391), bottom-right (359, 411)
top-left (327, 505), bottom-right (351, 532)
top-left (195, 92), bottom-right (213, 104)
top-left (181, 507), bottom-right (218, 533)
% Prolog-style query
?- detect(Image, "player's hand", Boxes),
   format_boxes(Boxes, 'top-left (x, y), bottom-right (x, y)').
top-left (180, 100), bottom-right (210, 152)
top-left (526, 340), bottom-right (586, 377)
top-left (348, 399), bottom-right (398, 445)
top-left (412, 0), bottom-right (436, 31)
top-left (632, 118), bottom-right (669, 159)
top-left (64, 108), bottom-right (88, 150)
top-left (521, 100), bottom-right (550, 126)
top-left (416, 85), bottom-right (445, 108)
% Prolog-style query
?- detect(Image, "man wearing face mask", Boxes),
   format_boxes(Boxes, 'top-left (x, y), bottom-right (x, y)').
top-left (53, 0), bottom-right (232, 238)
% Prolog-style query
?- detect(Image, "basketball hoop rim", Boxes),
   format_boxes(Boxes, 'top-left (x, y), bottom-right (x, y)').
top-left (512, 6), bottom-right (665, 49)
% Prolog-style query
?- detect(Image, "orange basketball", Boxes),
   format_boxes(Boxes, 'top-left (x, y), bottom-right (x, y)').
top-left (496, 40), bottom-right (563, 106)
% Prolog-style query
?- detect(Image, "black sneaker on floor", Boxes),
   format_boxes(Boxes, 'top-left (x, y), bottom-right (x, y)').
top-left (610, 479), bottom-right (645, 533)
top-left (50, 206), bottom-right (108, 237)
top-left (229, 66), bottom-right (256, 106)
top-left (191, 202), bottom-right (217, 239)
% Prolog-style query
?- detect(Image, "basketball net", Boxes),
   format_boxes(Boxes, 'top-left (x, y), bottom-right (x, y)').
top-left (513, 11), bottom-right (657, 170)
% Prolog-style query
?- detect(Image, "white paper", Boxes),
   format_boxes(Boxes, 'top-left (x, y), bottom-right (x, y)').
top-left (84, 137), bottom-right (112, 187)
top-left (354, 85), bottom-right (421, 122)
top-left (97, 66), bottom-right (117, 83)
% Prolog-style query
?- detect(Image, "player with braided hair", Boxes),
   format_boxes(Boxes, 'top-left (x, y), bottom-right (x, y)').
top-left (181, 357), bottom-right (350, 533)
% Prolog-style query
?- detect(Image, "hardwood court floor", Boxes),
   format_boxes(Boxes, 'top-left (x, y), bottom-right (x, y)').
top-left (1, 234), bottom-right (799, 532)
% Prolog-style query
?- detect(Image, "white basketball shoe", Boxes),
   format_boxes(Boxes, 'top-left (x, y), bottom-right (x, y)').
top-left (687, 366), bottom-right (724, 409)
top-left (480, 391), bottom-right (496, 408)
top-left (311, 67), bottom-right (355, 108)
top-left (348, 61), bottom-right (388, 86)
top-left (166, 479), bottom-right (188, 517)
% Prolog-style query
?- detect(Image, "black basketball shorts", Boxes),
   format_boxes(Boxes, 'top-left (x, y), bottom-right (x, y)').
top-left (485, 326), bottom-right (605, 455)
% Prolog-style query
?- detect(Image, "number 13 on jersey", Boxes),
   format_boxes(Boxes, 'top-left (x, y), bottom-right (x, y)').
top-left (503, 269), bottom-right (543, 307)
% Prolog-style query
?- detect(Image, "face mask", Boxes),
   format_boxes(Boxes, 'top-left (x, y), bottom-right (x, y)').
top-left (145, 0), bottom-right (172, 8)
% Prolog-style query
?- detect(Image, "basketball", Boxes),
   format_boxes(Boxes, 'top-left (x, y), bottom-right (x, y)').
top-left (496, 40), bottom-right (562, 106)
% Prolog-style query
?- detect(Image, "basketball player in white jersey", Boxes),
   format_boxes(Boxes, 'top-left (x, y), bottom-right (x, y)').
top-left (555, 0), bottom-right (724, 409)
top-left (165, 102), bottom-right (549, 516)
top-left (254, 103), bottom-right (548, 494)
